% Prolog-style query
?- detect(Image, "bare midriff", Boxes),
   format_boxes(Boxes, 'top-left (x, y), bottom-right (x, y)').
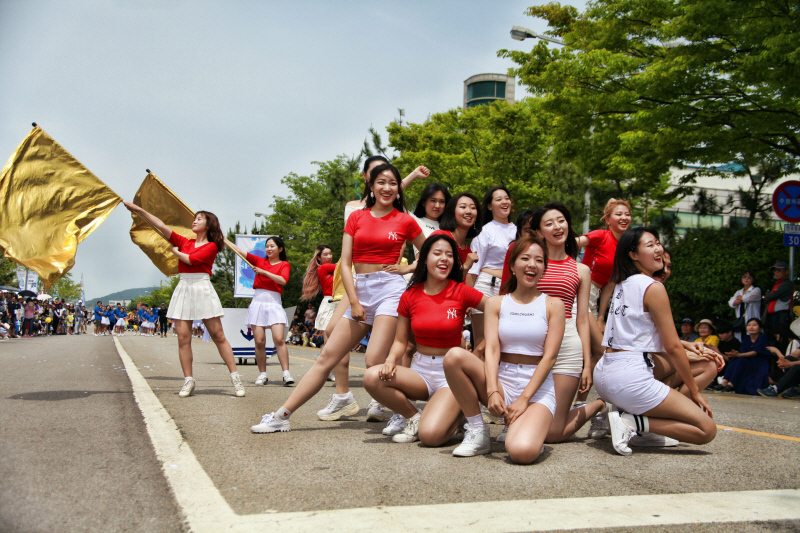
top-left (500, 353), bottom-right (543, 365)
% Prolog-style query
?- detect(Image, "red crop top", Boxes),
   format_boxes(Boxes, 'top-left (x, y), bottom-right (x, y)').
top-left (317, 262), bottom-right (336, 297)
top-left (170, 232), bottom-right (218, 276)
top-left (247, 253), bottom-right (290, 294)
top-left (580, 229), bottom-right (618, 287)
top-left (344, 209), bottom-right (422, 264)
top-left (397, 280), bottom-right (483, 348)
top-left (429, 229), bottom-right (472, 265)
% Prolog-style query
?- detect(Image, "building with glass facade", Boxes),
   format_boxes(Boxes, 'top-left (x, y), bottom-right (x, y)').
top-left (463, 73), bottom-right (515, 108)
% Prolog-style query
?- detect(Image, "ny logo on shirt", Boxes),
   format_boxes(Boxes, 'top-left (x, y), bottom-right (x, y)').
top-left (388, 232), bottom-right (400, 241)
top-left (446, 308), bottom-right (458, 319)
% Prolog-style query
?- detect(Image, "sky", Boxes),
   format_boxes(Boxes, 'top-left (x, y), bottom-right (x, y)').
top-left (0, 0), bottom-right (583, 299)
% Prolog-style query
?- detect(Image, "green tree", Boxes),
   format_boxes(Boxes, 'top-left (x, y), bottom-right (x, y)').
top-left (128, 276), bottom-right (180, 311)
top-left (37, 272), bottom-right (82, 301)
top-left (665, 225), bottom-right (787, 322)
top-left (499, 1), bottom-right (799, 217)
top-left (0, 257), bottom-right (16, 286)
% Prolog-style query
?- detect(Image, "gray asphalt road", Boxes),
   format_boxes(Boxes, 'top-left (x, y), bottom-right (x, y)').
top-left (0, 334), bottom-right (185, 533)
top-left (2, 333), bottom-right (799, 532)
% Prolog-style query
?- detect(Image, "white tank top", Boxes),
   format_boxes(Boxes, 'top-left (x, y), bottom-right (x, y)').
top-left (344, 204), bottom-right (361, 223)
top-left (498, 294), bottom-right (548, 356)
top-left (602, 274), bottom-right (665, 352)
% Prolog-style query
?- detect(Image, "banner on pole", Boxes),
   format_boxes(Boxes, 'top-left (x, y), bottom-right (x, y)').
top-left (233, 234), bottom-right (274, 298)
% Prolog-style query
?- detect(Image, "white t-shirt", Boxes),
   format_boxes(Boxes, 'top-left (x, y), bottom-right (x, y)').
top-left (467, 220), bottom-right (516, 276)
top-left (412, 216), bottom-right (440, 257)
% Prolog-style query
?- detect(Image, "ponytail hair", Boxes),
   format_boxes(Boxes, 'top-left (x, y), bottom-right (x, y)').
top-left (302, 245), bottom-right (331, 300)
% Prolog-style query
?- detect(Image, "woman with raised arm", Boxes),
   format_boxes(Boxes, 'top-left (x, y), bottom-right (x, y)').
top-left (444, 235), bottom-right (564, 462)
top-left (595, 227), bottom-right (716, 455)
top-left (318, 157), bottom-right (430, 421)
top-left (302, 244), bottom-right (337, 341)
top-left (364, 234), bottom-right (485, 444)
top-left (123, 202), bottom-right (244, 398)
top-left (251, 163), bottom-right (426, 433)
top-left (465, 187), bottom-right (516, 350)
top-left (226, 236), bottom-right (293, 386)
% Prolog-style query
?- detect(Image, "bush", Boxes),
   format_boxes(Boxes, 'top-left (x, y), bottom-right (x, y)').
top-left (665, 225), bottom-right (787, 324)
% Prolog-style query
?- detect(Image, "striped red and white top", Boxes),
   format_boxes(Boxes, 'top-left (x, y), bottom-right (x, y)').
top-left (537, 256), bottom-right (580, 318)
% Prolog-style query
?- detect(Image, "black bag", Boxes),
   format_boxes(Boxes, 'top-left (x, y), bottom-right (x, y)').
top-left (732, 303), bottom-right (747, 333)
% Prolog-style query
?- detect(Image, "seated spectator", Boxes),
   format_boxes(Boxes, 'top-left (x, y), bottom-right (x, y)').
top-left (679, 318), bottom-right (699, 342)
top-left (695, 319), bottom-right (719, 349)
top-left (709, 322), bottom-right (741, 390)
top-left (310, 329), bottom-right (324, 348)
top-left (719, 318), bottom-right (771, 394)
top-left (729, 270), bottom-right (761, 342)
top-left (0, 317), bottom-right (9, 340)
top-left (304, 303), bottom-right (316, 326)
top-left (758, 333), bottom-right (800, 399)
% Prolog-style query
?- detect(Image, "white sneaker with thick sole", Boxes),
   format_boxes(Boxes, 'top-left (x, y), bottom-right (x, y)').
top-left (317, 393), bottom-right (360, 421)
top-left (630, 432), bottom-right (679, 447)
top-left (452, 423), bottom-right (491, 456)
top-left (231, 374), bottom-right (246, 397)
top-left (254, 374), bottom-right (268, 386)
top-left (588, 408), bottom-right (610, 439)
top-left (251, 413), bottom-right (291, 433)
top-left (497, 425), bottom-right (508, 443)
top-left (179, 378), bottom-right (196, 398)
top-left (607, 403), bottom-right (637, 456)
top-left (392, 413), bottom-right (420, 443)
top-left (283, 372), bottom-right (295, 386)
top-left (366, 400), bottom-right (385, 422)
top-left (382, 414), bottom-right (408, 436)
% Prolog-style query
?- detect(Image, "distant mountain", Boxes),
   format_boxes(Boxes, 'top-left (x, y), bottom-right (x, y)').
top-left (89, 286), bottom-right (160, 304)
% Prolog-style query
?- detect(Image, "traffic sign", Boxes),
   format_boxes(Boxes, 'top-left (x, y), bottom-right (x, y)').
top-left (784, 224), bottom-right (800, 247)
top-left (772, 180), bottom-right (800, 223)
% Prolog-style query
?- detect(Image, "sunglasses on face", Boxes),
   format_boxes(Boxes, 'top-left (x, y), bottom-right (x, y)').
top-left (742, 275), bottom-right (753, 279)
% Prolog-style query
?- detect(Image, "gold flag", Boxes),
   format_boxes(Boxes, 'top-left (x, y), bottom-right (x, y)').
top-left (129, 172), bottom-right (196, 276)
top-left (0, 126), bottom-right (121, 289)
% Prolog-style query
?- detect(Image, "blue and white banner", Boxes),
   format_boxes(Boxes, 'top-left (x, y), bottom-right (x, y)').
top-left (203, 306), bottom-right (295, 361)
top-left (234, 234), bottom-right (274, 298)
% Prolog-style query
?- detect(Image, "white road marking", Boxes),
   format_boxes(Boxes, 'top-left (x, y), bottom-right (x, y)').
top-left (114, 338), bottom-right (800, 533)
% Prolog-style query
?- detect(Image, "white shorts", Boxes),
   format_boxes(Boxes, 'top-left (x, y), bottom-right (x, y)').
top-left (168, 273), bottom-right (224, 321)
top-left (343, 271), bottom-right (406, 326)
top-left (589, 282), bottom-right (601, 319)
top-left (593, 351), bottom-right (670, 415)
top-left (410, 353), bottom-right (448, 399)
top-left (315, 297), bottom-right (339, 331)
top-left (551, 316), bottom-right (584, 376)
top-left (471, 272), bottom-right (501, 315)
top-left (115, 318), bottom-right (126, 327)
top-left (246, 289), bottom-right (289, 328)
top-left (497, 361), bottom-right (557, 416)
top-left (101, 317), bottom-right (110, 326)
top-left (142, 321), bottom-right (153, 328)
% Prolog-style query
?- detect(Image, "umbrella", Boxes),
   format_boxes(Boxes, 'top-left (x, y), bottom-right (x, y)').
top-left (0, 285), bottom-right (19, 293)
top-left (19, 290), bottom-right (36, 297)
top-left (37, 294), bottom-right (52, 301)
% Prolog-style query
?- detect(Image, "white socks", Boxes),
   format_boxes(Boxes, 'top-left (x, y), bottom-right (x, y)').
top-left (283, 370), bottom-right (291, 377)
top-left (275, 407), bottom-right (292, 420)
top-left (184, 376), bottom-right (194, 382)
top-left (621, 413), bottom-right (649, 433)
top-left (334, 392), bottom-right (351, 400)
top-left (466, 414), bottom-right (484, 428)
top-left (230, 372), bottom-right (239, 378)
top-left (258, 372), bottom-right (267, 378)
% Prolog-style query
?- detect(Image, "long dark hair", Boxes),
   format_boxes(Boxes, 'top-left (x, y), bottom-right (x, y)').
top-left (477, 186), bottom-right (511, 231)
top-left (361, 155), bottom-right (390, 199)
top-left (610, 227), bottom-right (660, 284)
top-left (514, 208), bottom-right (536, 239)
top-left (196, 210), bottom-right (224, 250)
top-left (530, 202), bottom-right (579, 259)
top-left (365, 164), bottom-right (406, 213)
top-left (439, 192), bottom-right (480, 239)
top-left (267, 236), bottom-right (288, 262)
top-left (413, 183), bottom-right (451, 221)
top-left (302, 244), bottom-right (331, 300)
top-left (406, 234), bottom-right (463, 289)
top-left (500, 234), bottom-right (549, 295)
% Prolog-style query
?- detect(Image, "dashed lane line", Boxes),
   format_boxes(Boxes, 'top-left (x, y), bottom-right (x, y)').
top-left (114, 337), bottom-right (800, 532)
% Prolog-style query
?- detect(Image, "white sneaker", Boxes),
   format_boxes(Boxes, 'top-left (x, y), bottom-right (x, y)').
top-left (179, 378), bottom-right (196, 398)
top-left (382, 414), bottom-right (408, 436)
top-left (630, 432), bottom-right (679, 447)
top-left (607, 403), bottom-right (637, 456)
top-left (231, 374), bottom-right (245, 397)
top-left (497, 425), bottom-right (508, 443)
top-left (251, 413), bottom-right (291, 433)
top-left (317, 393), bottom-right (360, 421)
top-left (255, 374), bottom-right (268, 386)
top-left (327, 371), bottom-right (336, 382)
top-left (392, 413), bottom-right (420, 443)
top-left (588, 408), bottom-right (610, 439)
top-left (453, 423), bottom-right (491, 456)
top-left (366, 399), bottom-right (385, 422)
top-left (481, 404), bottom-right (502, 424)
top-left (283, 372), bottom-right (295, 386)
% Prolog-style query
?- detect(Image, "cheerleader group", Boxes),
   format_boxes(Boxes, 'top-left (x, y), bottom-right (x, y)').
top-left (123, 156), bottom-right (717, 462)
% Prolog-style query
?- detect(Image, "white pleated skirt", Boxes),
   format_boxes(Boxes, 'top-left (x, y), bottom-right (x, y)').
top-left (246, 289), bottom-right (289, 328)
top-left (168, 273), bottom-right (225, 321)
